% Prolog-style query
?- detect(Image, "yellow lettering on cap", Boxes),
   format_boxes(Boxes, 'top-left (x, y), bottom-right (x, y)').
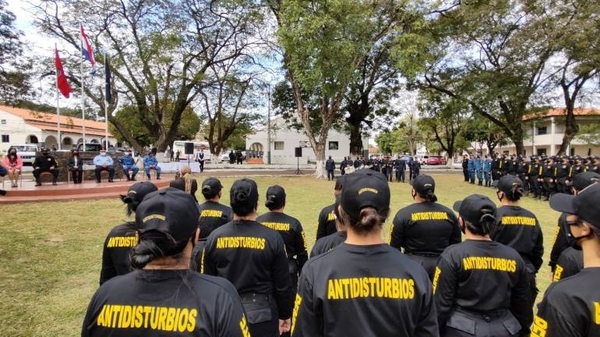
top-left (358, 187), bottom-right (378, 195)
top-left (143, 214), bottom-right (166, 222)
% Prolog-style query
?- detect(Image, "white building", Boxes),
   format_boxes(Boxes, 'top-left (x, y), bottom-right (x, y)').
top-left (470, 108), bottom-right (600, 157)
top-left (246, 117), bottom-right (368, 165)
top-left (0, 105), bottom-right (117, 153)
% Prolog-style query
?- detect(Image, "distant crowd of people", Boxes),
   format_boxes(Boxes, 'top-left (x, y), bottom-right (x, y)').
top-left (461, 153), bottom-right (600, 200)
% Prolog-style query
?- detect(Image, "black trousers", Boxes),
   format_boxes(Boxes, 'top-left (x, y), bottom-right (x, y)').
top-left (406, 253), bottom-right (439, 281)
top-left (70, 169), bottom-right (83, 184)
top-left (33, 168), bottom-right (59, 182)
top-left (442, 309), bottom-right (521, 337)
top-left (95, 166), bottom-right (115, 181)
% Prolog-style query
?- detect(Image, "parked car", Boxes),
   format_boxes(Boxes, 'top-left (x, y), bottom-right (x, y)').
top-left (7, 144), bottom-right (38, 165)
top-left (426, 155), bottom-right (447, 165)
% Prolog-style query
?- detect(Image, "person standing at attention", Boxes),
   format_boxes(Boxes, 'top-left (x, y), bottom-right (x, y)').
top-left (292, 169), bottom-right (438, 337)
top-left (390, 174), bottom-right (461, 280)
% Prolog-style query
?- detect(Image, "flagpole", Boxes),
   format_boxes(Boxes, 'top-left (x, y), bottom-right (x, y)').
top-left (104, 52), bottom-right (109, 150)
top-left (80, 49), bottom-right (86, 147)
top-left (55, 53), bottom-right (61, 151)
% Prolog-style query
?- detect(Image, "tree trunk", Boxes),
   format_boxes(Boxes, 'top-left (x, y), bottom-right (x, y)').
top-left (313, 142), bottom-right (326, 179)
top-left (349, 124), bottom-right (363, 156)
top-left (557, 113), bottom-right (578, 156)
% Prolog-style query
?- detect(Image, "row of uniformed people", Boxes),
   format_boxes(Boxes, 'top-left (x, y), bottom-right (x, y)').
top-left (340, 156), bottom-right (422, 182)
top-left (84, 170), bottom-right (596, 334)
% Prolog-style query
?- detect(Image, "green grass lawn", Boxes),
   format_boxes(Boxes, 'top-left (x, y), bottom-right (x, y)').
top-left (0, 173), bottom-right (561, 336)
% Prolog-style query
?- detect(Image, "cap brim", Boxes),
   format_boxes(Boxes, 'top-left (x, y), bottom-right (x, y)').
top-left (452, 200), bottom-right (462, 212)
top-left (491, 180), bottom-right (499, 188)
top-left (549, 193), bottom-right (576, 214)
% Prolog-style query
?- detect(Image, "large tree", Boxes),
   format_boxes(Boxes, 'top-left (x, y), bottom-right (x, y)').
top-left (399, 0), bottom-right (557, 155)
top-left (31, 0), bottom-right (264, 152)
top-left (270, 0), bottom-right (417, 177)
top-left (0, 0), bottom-right (31, 105)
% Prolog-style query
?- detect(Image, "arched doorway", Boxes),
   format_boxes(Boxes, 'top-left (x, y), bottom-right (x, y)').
top-left (248, 142), bottom-right (264, 159)
top-left (63, 137), bottom-right (73, 149)
top-left (44, 135), bottom-right (58, 150)
top-left (27, 135), bottom-right (39, 144)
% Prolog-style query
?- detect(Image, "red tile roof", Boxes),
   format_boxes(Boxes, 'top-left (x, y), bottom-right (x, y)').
top-left (524, 108), bottom-right (600, 121)
top-left (0, 105), bottom-right (113, 136)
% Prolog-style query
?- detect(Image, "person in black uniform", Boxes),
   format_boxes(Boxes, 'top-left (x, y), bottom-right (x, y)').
top-left (395, 156), bottom-right (406, 182)
top-left (555, 156), bottom-right (572, 194)
top-left (201, 178), bottom-right (292, 337)
top-left (548, 172), bottom-right (599, 280)
top-left (100, 181), bottom-right (158, 285)
top-left (189, 177), bottom-right (233, 271)
top-left (533, 183), bottom-right (600, 337)
top-left (310, 195), bottom-right (347, 258)
top-left (257, 184), bottom-right (308, 293)
top-left (315, 176), bottom-right (344, 240)
top-left (462, 154), bottom-right (470, 182)
top-left (540, 157), bottom-right (557, 200)
top-left (292, 169), bottom-right (438, 337)
top-left (434, 194), bottom-right (532, 337)
top-left (491, 174), bottom-right (544, 303)
top-left (82, 188), bottom-right (249, 337)
top-left (32, 148), bottom-right (59, 186)
top-left (325, 156), bottom-right (335, 181)
top-left (390, 174), bottom-right (461, 280)
top-left (552, 246), bottom-right (583, 282)
top-left (67, 150), bottom-right (84, 184)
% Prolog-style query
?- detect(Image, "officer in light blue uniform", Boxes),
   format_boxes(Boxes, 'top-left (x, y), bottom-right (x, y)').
top-left (483, 155), bottom-right (492, 187)
top-left (118, 150), bottom-right (139, 181)
top-left (474, 156), bottom-right (484, 186)
top-left (467, 156), bottom-right (476, 184)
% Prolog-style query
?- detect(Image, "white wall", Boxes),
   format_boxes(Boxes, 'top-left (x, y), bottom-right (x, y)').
top-left (0, 110), bottom-right (41, 153)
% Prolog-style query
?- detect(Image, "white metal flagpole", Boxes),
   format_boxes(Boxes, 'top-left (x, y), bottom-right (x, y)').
top-left (81, 53), bottom-right (86, 147)
top-left (56, 71), bottom-right (61, 150)
top-left (104, 52), bottom-right (109, 150)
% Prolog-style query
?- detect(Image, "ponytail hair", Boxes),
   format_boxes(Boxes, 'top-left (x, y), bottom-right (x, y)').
top-left (504, 184), bottom-right (524, 202)
top-left (120, 194), bottom-right (141, 216)
top-left (339, 206), bottom-right (385, 234)
top-left (464, 209), bottom-right (496, 236)
top-left (419, 189), bottom-right (438, 203)
top-left (130, 229), bottom-right (189, 269)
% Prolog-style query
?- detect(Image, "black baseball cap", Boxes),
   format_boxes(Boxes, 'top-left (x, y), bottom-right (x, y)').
top-left (571, 172), bottom-right (600, 191)
top-left (493, 175), bottom-right (523, 194)
top-left (453, 194), bottom-right (496, 225)
top-left (340, 169), bottom-right (390, 222)
top-left (230, 178), bottom-right (259, 209)
top-left (411, 174), bottom-right (435, 194)
top-left (550, 183), bottom-right (600, 228)
top-left (202, 177), bottom-right (223, 194)
top-left (125, 181), bottom-right (158, 203)
top-left (265, 185), bottom-right (286, 209)
top-left (135, 187), bottom-right (200, 243)
top-left (334, 175), bottom-right (346, 191)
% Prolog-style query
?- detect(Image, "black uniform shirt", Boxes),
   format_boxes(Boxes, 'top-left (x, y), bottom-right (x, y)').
top-left (552, 247), bottom-right (583, 282)
top-left (492, 205), bottom-right (544, 271)
top-left (310, 231), bottom-right (347, 258)
top-left (197, 201), bottom-right (233, 239)
top-left (201, 220), bottom-right (293, 319)
top-left (100, 221), bottom-right (137, 285)
top-left (533, 268), bottom-right (600, 337)
top-left (292, 243), bottom-right (438, 337)
top-left (390, 202), bottom-right (461, 255)
top-left (33, 154), bottom-right (58, 170)
top-left (257, 211), bottom-right (308, 272)
top-left (433, 240), bottom-right (532, 333)
top-left (82, 269), bottom-right (249, 337)
top-left (549, 213), bottom-right (570, 271)
top-left (316, 204), bottom-right (337, 240)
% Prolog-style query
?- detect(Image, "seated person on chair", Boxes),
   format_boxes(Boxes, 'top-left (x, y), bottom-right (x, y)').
top-left (118, 150), bottom-right (139, 181)
top-left (143, 149), bottom-right (161, 180)
top-left (93, 148), bottom-right (115, 183)
top-left (67, 150), bottom-right (84, 184)
top-left (2, 147), bottom-right (23, 187)
top-left (33, 149), bottom-right (59, 186)
top-left (0, 162), bottom-right (7, 195)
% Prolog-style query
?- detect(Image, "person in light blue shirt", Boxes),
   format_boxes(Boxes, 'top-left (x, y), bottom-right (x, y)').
top-left (118, 150), bottom-right (139, 181)
top-left (474, 155), bottom-right (484, 186)
top-left (143, 149), bottom-right (161, 180)
top-left (483, 155), bottom-right (492, 187)
top-left (467, 156), bottom-right (476, 184)
top-left (93, 149), bottom-right (115, 183)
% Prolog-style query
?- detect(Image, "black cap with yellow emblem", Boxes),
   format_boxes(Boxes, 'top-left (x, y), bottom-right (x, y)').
top-left (135, 187), bottom-right (200, 243)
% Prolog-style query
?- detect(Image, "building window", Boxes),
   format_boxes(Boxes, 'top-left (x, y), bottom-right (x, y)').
top-left (1, 119), bottom-right (6, 124)
top-left (1, 135), bottom-right (8, 143)
top-left (537, 126), bottom-right (547, 135)
top-left (536, 149), bottom-right (546, 156)
top-left (328, 141), bottom-right (339, 150)
top-left (274, 141), bottom-right (284, 150)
